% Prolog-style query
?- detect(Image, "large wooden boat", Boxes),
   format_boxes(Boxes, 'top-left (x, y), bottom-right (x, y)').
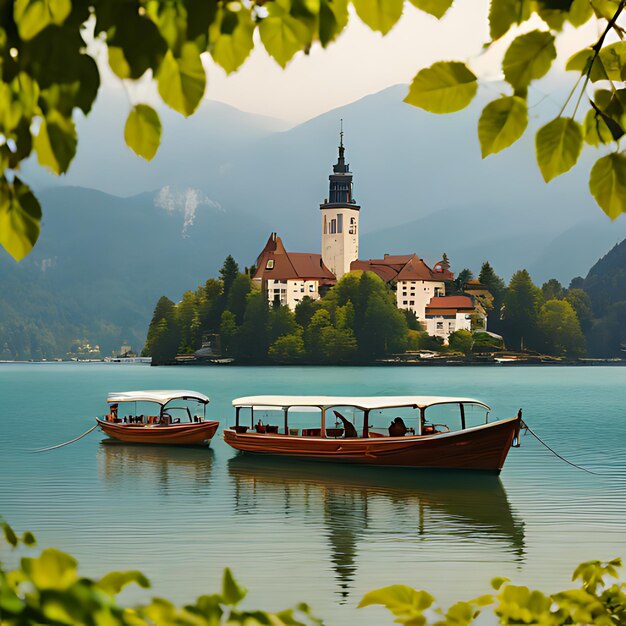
top-left (223, 396), bottom-right (522, 473)
top-left (96, 390), bottom-right (219, 446)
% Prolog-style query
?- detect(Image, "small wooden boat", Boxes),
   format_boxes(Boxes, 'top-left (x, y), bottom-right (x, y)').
top-left (96, 390), bottom-right (219, 446)
top-left (223, 396), bottom-right (522, 473)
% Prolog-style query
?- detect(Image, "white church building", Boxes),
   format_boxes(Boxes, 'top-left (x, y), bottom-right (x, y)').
top-left (252, 133), bottom-right (486, 340)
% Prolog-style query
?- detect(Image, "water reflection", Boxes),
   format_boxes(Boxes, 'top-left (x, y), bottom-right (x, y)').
top-left (228, 455), bottom-right (525, 602)
top-left (97, 442), bottom-right (215, 495)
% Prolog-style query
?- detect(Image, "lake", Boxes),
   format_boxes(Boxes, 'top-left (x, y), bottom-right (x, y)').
top-left (1, 363), bottom-right (625, 624)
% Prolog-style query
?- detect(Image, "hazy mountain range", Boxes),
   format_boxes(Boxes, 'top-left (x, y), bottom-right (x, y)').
top-left (4, 83), bottom-right (626, 357)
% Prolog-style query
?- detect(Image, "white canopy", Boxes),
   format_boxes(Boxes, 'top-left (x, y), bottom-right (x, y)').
top-left (107, 390), bottom-right (210, 405)
top-left (232, 395), bottom-right (490, 411)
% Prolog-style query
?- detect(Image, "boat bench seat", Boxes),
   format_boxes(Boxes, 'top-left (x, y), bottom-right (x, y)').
top-left (302, 428), bottom-right (322, 437)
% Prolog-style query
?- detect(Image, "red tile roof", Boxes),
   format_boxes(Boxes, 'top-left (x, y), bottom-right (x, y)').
top-left (426, 295), bottom-right (474, 312)
top-left (253, 233), bottom-right (335, 282)
top-left (350, 260), bottom-right (399, 283)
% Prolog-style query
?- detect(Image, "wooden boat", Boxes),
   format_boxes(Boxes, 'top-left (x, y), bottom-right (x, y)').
top-left (96, 390), bottom-right (219, 446)
top-left (223, 395), bottom-right (522, 473)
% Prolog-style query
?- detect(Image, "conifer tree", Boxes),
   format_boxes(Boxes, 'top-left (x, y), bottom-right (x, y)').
top-left (219, 256), bottom-right (240, 296)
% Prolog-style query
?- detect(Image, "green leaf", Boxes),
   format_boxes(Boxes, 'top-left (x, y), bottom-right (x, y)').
top-left (409, 0), bottom-right (454, 19)
top-left (259, 0), bottom-right (313, 68)
top-left (568, 0), bottom-right (594, 25)
top-left (598, 42), bottom-right (626, 82)
top-left (586, 100), bottom-right (624, 144)
top-left (589, 153), bottom-right (626, 220)
top-left (124, 104), bottom-right (162, 161)
top-left (404, 61), bottom-right (477, 114)
top-left (535, 117), bottom-right (583, 182)
top-left (359, 585), bottom-right (434, 620)
top-left (489, 0), bottom-right (532, 41)
top-left (21, 547), bottom-right (77, 590)
top-left (14, 0), bottom-right (71, 40)
top-left (352, 0), bottom-right (403, 34)
top-left (491, 576), bottom-right (510, 590)
top-left (108, 47), bottom-right (131, 79)
top-left (222, 568), bottom-right (247, 605)
top-left (98, 570), bottom-right (150, 595)
top-left (22, 531), bottom-right (36, 546)
top-left (478, 96), bottom-right (528, 157)
top-left (0, 178), bottom-right (42, 261)
top-left (34, 111), bottom-right (77, 175)
top-left (210, 8), bottom-right (255, 74)
top-left (157, 44), bottom-right (206, 117)
top-left (502, 30), bottom-right (556, 91)
top-left (3, 522), bottom-right (18, 546)
top-left (565, 48), bottom-right (610, 82)
top-left (319, 0), bottom-right (349, 47)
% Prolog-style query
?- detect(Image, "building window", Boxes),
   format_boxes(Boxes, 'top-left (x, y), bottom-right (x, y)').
top-left (330, 219), bottom-right (337, 234)
top-left (409, 301), bottom-right (414, 305)
top-left (436, 322), bottom-right (444, 330)
top-left (323, 215), bottom-right (327, 234)
top-left (403, 300), bottom-right (408, 305)
top-left (309, 284), bottom-right (315, 292)
top-left (434, 287), bottom-right (442, 297)
top-left (448, 322), bottom-right (455, 331)
top-left (266, 259), bottom-right (274, 269)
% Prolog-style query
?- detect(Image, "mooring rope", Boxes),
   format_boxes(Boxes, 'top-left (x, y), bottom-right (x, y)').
top-left (522, 421), bottom-right (601, 476)
top-left (30, 424), bottom-right (99, 453)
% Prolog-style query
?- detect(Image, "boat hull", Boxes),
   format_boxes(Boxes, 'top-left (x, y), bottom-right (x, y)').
top-left (223, 416), bottom-right (520, 473)
top-left (96, 419), bottom-right (219, 446)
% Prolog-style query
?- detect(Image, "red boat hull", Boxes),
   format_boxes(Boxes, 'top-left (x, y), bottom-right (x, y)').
top-left (223, 416), bottom-right (520, 473)
top-left (97, 419), bottom-right (219, 446)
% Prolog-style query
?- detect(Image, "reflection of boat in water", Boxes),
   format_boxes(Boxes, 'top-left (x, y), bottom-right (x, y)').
top-left (227, 455), bottom-right (525, 602)
top-left (98, 441), bottom-right (214, 493)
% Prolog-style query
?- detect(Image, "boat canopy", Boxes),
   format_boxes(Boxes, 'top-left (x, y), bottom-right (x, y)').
top-left (107, 390), bottom-right (210, 405)
top-left (232, 395), bottom-right (490, 411)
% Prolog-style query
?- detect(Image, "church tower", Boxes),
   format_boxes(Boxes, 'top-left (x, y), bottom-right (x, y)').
top-left (320, 125), bottom-right (360, 279)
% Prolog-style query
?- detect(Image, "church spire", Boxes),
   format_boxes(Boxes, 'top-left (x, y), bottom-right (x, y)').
top-left (334, 119), bottom-right (349, 174)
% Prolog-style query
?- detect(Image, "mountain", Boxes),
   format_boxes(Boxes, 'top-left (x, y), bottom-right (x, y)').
top-left (6, 82), bottom-right (626, 357)
top-left (0, 186), bottom-right (270, 359)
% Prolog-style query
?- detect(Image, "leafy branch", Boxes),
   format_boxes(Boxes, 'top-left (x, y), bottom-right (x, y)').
top-left (2, 0), bottom-right (626, 261)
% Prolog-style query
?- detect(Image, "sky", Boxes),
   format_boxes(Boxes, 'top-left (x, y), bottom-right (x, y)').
top-left (197, 0), bottom-right (600, 123)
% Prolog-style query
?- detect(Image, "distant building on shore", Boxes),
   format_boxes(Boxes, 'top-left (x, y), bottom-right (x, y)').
top-left (252, 131), bottom-right (487, 342)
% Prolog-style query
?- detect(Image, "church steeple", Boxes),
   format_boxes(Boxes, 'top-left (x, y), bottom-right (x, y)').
top-left (320, 122), bottom-right (360, 280)
top-left (324, 121), bottom-right (358, 207)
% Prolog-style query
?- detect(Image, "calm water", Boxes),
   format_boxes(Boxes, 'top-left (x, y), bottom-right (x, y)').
top-left (1, 364), bottom-right (625, 624)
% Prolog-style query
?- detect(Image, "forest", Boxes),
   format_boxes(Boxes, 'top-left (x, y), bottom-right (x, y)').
top-left (142, 251), bottom-right (625, 365)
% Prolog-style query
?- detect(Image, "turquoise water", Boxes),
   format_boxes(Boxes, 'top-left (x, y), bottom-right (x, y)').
top-left (1, 363), bottom-right (625, 624)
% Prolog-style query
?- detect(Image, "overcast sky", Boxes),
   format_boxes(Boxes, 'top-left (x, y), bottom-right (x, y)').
top-left (199, 0), bottom-right (598, 123)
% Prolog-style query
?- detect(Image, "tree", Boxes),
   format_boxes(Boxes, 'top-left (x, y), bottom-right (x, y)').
top-left (538, 299), bottom-right (586, 358)
top-left (268, 305), bottom-right (299, 344)
top-left (233, 292), bottom-right (269, 362)
top-left (219, 310), bottom-right (238, 356)
top-left (542, 279), bottom-right (565, 301)
top-left (501, 270), bottom-right (543, 351)
top-left (220, 256), bottom-right (240, 297)
top-left (268, 333), bottom-right (305, 363)
top-left (478, 261), bottom-right (507, 333)
top-left (227, 274), bottom-right (252, 324)
top-left (448, 329), bottom-right (473, 355)
top-left (565, 288), bottom-right (594, 333)
top-left (295, 297), bottom-right (319, 328)
top-left (440, 253), bottom-right (451, 272)
top-left (454, 268), bottom-right (474, 293)
top-left (142, 296), bottom-right (180, 363)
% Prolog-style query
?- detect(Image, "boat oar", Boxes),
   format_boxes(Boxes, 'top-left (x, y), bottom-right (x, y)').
top-left (30, 424), bottom-right (99, 453)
